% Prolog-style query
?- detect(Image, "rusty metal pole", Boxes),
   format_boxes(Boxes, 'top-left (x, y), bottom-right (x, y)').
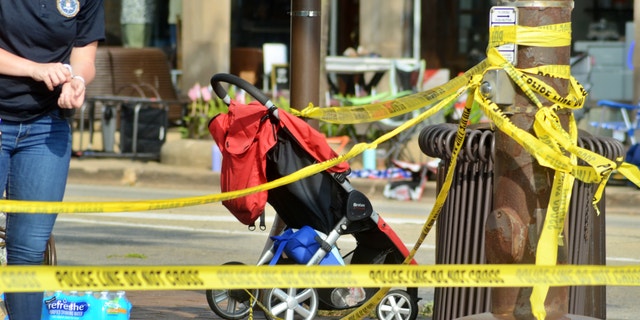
top-left (290, 0), bottom-right (322, 111)
top-left (265, 0), bottom-right (323, 245)
top-left (474, 1), bottom-right (596, 319)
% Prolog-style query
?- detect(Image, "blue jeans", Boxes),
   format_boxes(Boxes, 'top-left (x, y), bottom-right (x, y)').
top-left (0, 110), bottom-right (71, 320)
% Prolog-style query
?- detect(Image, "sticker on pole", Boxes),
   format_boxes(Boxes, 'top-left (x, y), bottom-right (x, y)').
top-left (490, 6), bottom-right (518, 65)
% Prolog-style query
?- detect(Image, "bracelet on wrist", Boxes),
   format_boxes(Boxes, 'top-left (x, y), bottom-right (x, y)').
top-left (72, 75), bottom-right (85, 85)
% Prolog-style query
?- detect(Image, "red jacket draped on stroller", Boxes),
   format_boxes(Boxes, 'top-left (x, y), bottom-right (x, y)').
top-left (209, 100), bottom-right (349, 226)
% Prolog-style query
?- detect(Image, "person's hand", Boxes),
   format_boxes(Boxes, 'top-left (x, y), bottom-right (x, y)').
top-left (30, 63), bottom-right (72, 91)
top-left (58, 77), bottom-right (85, 109)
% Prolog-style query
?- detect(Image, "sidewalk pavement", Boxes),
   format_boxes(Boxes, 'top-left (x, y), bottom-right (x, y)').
top-left (67, 157), bottom-right (408, 200)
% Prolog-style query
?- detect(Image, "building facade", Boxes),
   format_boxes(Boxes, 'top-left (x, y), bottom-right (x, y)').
top-left (101, 1), bottom-right (633, 96)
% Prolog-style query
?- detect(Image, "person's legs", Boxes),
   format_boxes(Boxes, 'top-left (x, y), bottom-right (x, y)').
top-left (2, 111), bottom-right (71, 320)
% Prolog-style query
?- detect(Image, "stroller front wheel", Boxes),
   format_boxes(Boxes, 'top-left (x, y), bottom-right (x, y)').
top-left (206, 288), bottom-right (259, 320)
top-left (263, 287), bottom-right (319, 320)
top-left (376, 289), bottom-right (419, 320)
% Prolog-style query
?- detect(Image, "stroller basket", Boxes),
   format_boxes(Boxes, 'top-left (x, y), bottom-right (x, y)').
top-left (207, 73), bottom-right (420, 320)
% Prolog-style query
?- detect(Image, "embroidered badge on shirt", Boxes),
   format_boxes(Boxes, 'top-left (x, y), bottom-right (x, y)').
top-left (57, 0), bottom-right (80, 18)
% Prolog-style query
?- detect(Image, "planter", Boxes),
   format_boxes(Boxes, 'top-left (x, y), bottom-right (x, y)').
top-left (160, 138), bottom-right (215, 170)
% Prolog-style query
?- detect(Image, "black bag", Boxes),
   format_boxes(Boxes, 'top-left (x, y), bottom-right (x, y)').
top-left (119, 103), bottom-right (168, 154)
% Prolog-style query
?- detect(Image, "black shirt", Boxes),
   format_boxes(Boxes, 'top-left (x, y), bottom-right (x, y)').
top-left (0, 0), bottom-right (105, 121)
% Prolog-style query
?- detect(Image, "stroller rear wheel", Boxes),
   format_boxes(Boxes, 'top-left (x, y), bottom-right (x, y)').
top-left (205, 262), bottom-right (258, 320)
top-left (262, 287), bottom-right (318, 320)
top-left (376, 289), bottom-right (419, 320)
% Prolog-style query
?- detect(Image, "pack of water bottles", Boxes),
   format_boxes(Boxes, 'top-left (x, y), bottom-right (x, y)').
top-left (42, 290), bottom-right (132, 319)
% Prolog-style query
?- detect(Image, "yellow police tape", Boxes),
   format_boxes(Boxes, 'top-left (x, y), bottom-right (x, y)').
top-left (290, 21), bottom-right (640, 319)
top-left (345, 91), bottom-right (474, 319)
top-left (291, 60), bottom-right (489, 124)
top-left (2, 264), bottom-right (640, 293)
top-left (489, 23), bottom-right (572, 48)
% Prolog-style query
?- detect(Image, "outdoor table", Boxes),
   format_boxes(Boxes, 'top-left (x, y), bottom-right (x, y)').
top-left (325, 56), bottom-right (418, 96)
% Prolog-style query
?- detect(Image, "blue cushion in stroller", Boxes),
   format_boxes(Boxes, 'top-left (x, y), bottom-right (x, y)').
top-left (269, 226), bottom-right (345, 265)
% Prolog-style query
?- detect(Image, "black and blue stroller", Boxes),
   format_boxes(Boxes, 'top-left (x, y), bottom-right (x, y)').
top-left (206, 74), bottom-right (420, 320)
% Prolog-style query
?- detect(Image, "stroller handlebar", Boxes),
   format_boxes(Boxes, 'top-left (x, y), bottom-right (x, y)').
top-left (210, 73), bottom-right (279, 119)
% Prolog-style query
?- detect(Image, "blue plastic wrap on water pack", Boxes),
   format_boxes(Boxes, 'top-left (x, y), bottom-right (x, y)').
top-left (42, 290), bottom-right (131, 319)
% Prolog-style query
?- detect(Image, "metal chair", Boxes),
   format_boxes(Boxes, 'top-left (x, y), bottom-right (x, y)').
top-left (591, 99), bottom-right (640, 145)
top-left (329, 59), bottom-right (429, 166)
top-left (376, 59), bottom-right (428, 164)
top-left (392, 59), bottom-right (426, 94)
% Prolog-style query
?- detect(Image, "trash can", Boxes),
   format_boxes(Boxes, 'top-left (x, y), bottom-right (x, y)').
top-left (418, 123), bottom-right (622, 319)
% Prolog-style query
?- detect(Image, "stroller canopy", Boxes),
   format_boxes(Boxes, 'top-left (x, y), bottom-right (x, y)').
top-left (209, 100), bottom-right (349, 226)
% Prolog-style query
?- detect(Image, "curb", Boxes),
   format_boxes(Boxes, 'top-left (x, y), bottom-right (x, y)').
top-left (68, 158), bottom-right (219, 189)
top-left (67, 158), bottom-right (444, 203)
top-left (67, 158), bottom-right (396, 197)
top-left (68, 158), bottom-right (637, 211)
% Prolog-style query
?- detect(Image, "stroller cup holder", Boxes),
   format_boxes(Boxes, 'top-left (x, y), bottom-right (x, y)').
top-left (345, 190), bottom-right (373, 221)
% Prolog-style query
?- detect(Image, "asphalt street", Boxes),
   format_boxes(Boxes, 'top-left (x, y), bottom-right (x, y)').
top-left (54, 162), bottom-right (640, 319)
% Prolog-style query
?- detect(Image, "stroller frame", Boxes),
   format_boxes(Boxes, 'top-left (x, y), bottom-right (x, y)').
top-left (207, 74), bottom-right (420, 320)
